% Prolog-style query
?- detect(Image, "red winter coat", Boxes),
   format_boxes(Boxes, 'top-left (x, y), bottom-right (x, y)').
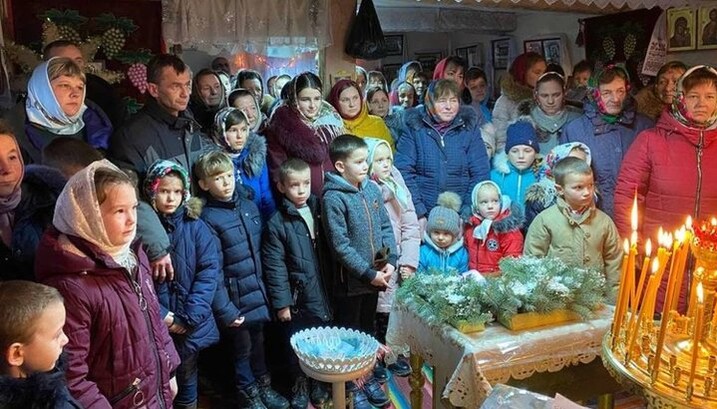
top-left (614, 111), bottom-right (717, 311)
top-left (465, 204), bottom-right (524, 274)
top-left (35, 228), bottom-right (180, 409)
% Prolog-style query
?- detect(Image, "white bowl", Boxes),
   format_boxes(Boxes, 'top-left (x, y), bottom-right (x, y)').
top-left (290, 326), bottom-right (379, 374)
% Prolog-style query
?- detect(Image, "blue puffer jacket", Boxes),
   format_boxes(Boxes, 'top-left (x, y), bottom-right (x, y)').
top-left (395, 105), bottom-right (490, 219)
top-left (231, 132), bottom-right (276, 220)
top-left (155, 202), bottom-right (220, 358)
top-left (559, 100), bottom-right (653, 217)
top-left (200, 187), bottom-right (270, 325)
top-left (0, 165), bottom-right (65, 281)
top-left (417, 233), bottom-right (469, 275)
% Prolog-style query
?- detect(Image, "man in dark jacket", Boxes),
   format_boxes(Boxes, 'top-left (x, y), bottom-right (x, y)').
top-left (108, 54), bottom-right (213, 277)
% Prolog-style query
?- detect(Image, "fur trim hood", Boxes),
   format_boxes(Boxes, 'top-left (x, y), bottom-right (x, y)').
top-left (500, 73), bottom-right (534, 103)
top-left (491, 150), bottom-right (543, 176)
top-left (403, 105), bottom-right (478, 131)
top-left (524, 178), bottom-right (557, 209)
top-left (480, 122), bottom-right (497, 153)
top-left (0, 370), bottom-right (78, 409)
top-left (239, 132), bottom-right (268, 178)
top-left (267, 104), bottom-right (344, 165)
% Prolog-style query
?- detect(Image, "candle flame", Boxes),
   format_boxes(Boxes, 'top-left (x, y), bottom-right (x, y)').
top-left (631, 231), bottom-right (638, 246)
top-left (697, 282), bottom-right (704, 303)
top-left (675, 228), bottom-right (684, 243)
top-left (631, 193), bottom-right (638, 231)
top-left (686, 216), bottom-right (693, 229)
top-left (624, 239), bottom-right (629, 253)
top-left (712, 217), bottom-right (717, 226)
top-left (645, 238), bottom-right (652, 257)
top-left (651, 257), bottom-right (659, 274)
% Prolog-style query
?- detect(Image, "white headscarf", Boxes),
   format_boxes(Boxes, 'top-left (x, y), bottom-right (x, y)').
top-left (26, 57), bottom-right (87, 135)
top-left (53, 159), bottom-right (136, 270)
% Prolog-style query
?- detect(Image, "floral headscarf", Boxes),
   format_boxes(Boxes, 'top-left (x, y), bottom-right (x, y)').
top-left (26, 57), bottom-right (87, 135)
top-left (143, 159), bottom-right (191, 209)
top-left (671, 65), bottom-right (717, 129)
top-left (53, 159), bottom-right (136, 270)
top-left (587, 64), bottom-right (632, 124)
top-left (212, 106), bottom-right (249, 154)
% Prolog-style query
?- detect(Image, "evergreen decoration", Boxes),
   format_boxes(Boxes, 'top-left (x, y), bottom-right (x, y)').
top-left (482, 256), bottom-right (606, 322)
top-left (123, 97), bottom-right (143, 116)
top-left (396, 272), bottom-right (493, 330)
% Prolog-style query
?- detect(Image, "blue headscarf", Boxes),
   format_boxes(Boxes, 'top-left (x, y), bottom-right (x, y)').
top-left (26, 57), bottom-right (87, 135)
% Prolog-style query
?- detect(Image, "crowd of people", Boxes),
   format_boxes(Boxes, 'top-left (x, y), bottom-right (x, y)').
top-left (0, 37), bottom-right (716, 409)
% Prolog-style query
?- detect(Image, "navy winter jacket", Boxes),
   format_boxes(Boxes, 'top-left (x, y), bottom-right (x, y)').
top-left (322, 173), bottom-right (398, 297)
top-left (200, 187), bottom-right (271, 325)
top-left (394, 105), bottom-right (490, 219)
top-left (0, 165), bottom-right (65, 281)
top-left (559, 101), bottom-right (653, 217)
top-left (155, 204), bottom-right (220, 358)
top-left (262, 195), bottom-right (331, 322)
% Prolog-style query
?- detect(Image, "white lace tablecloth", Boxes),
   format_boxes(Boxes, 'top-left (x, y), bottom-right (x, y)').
top-left (385, 299), bottom-right (614, 408)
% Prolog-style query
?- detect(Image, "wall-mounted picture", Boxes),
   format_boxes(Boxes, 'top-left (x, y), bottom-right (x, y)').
top-left (492, 38), bottom-right (510, 70)
top-left (698, 6), bottom-right (717, 49)
top-left (667, 7), bottom-right (696, 51)
top-left (384, 34), bottom-right (404, 57)
top-left (542, 38), bottom-right (562, 65)
top-left (455, 44), bottom-right (483, 68)
top-left (414, 51), bottom-right (443, 75)
top-left (523, 40), bottom-right (543, 55)
top-left (381, 63), bottom-right (402, 84)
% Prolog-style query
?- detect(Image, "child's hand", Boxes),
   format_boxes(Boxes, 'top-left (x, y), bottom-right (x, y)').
top-left (169, 321), bottom-right (188, 334)
top-left (163, 312), bottom-right (175, 327)
top-left (229, 316), bottom-right (245, 327)
top-left (370, 271), bottom-right (390, 288)
top-left (399, 265), bottom-right (416, 280)
top-left (277, 307), bottom-right (292, 322)
top-left (151, 253), bottom-right (175, 282)
top-left (381, 263), bottom-right (396, 276)
top-left (169, 376), bottom-right (178, 399)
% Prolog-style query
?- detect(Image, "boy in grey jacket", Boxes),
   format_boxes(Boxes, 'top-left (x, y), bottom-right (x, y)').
top-left (322, 135), bottom-right (397, 409)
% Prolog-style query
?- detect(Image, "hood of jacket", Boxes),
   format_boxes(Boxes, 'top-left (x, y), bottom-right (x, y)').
top-left (655, 109), bottom-right (717, 148)
top-left (491, 151), bottom-right (541, 176)
top-left (403, 105), bottom-right (478, 132)
top-left (468, 202), bottom-right (524, 234)
top-left (500, 73), bottom-right (534, 103)
top-left (236, 131), bottom-right (268, 178)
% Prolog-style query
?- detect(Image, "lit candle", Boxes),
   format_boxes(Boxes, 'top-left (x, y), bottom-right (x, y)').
top-left (652, 251), bottom-right (680, 380)
top-left (688, 283), bottom-right (705, 400)
top-left (613, 239), bottom-right (631, 347)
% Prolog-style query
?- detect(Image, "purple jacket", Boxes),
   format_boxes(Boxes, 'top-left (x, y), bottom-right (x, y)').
top-left (36, 228), bottom-right (180, 409)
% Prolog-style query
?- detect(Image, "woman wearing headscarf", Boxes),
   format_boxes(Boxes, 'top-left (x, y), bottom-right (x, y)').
top-left (615, 66), bottom-right (717, 312)
top-left (394, 79), bottom-right (490, 222)
top-left (559, 65), bottom-right (654, 217)
top-left (20, 57), bottom-right (112, 163)
top-left (328, 79), bottom-right (394, 148)
top-left (0, 125), bottom-right (65, 280)
top-left (492, 52), bottom-right (547, 151)
top-left (517, 71), bottom-right (582, 153)
top-left (35, 160), bottom-right (180, 409)
top-left (264, 72), bottom-right (346, 196)
top-left (188, 69), bottom-right (227, 134)
top-left (229, 88), bottom-right (267, 134)
top-left (633, 61), bottom-right (687, 121)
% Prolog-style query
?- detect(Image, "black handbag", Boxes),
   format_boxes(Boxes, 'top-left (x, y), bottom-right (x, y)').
top-left (344, 0), bottom-right (387, 60)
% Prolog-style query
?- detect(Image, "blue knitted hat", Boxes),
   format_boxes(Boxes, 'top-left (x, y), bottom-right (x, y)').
top-left (505, 119), bottom-right (540, 153)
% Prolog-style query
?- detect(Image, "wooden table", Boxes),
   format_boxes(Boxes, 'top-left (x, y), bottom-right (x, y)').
top-left (386, 299), bottom-right (621, 408)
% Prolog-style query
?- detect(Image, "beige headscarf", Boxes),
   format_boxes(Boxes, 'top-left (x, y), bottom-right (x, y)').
top-left (53, 159), bottom-right (136, 270)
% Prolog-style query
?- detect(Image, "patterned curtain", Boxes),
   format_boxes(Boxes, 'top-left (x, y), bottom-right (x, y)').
top-left (162, 0), bottom-right (332, 55)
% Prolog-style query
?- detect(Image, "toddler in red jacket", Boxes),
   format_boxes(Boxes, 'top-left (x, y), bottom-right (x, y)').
top-left (465, 180), bottom-right (525, 275)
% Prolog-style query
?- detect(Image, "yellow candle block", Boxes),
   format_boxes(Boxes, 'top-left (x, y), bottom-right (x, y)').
top-left (688, 283), bottom-right (705, 400)
top-left (633, 239), bottom-right (652, 313)
top-left (613, 239), bottom-right (631, 346)
top-left (626, 266), bottom-right (660, 365)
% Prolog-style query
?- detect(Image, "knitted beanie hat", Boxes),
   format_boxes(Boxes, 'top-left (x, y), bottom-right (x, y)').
top-left (426, 192), bottom-right (462, 236)
top-left (505, 119), bottom-right (540, 153)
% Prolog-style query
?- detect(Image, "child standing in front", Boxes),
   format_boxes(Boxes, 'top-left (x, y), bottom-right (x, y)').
top-left (262, 158), bottom-right (332, 409)
top-left (195, 151), bottom-right (289, 409)
top-left (491, 119), bottom-right (541, 209)
top-left (322, 135), bottom-right (397, 409)
top-left (524, 157), bottom-right (622, 303)
top-left (143, 160), bottom-right (221, 409)
top-left (418, 192), bottom-right (469, 275)
top-left (0, 280), bottom-right (79, 409)
top-left (465, 181), bottom-right (524, 276)
top-left (365, 138), bottom-right (420, 378)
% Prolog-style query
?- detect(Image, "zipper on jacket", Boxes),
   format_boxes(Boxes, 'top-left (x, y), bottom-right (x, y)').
top-left (694, 130), bottom-right (705, 217)
top-left (109, 378), bottom-right (143, 405)
top-left (125, 268), bottom-right (167, 409)
top-left (361, 194), bottom-right (377, 267)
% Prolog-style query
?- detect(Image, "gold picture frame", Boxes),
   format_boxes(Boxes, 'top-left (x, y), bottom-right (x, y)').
top-left (698, 6), bottom-right (717, 50)
top-left (667, 7), bottom-right (696, 52)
